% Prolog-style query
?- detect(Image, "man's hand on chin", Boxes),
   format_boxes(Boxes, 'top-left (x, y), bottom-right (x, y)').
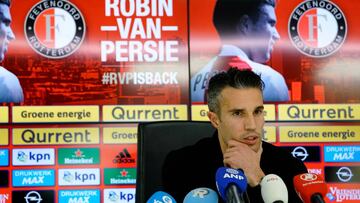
top-left (223, 139), bottom-right (265, 187)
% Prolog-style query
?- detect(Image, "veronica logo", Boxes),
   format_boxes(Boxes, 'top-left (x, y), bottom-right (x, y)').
top-left (103, 189), bottom-right (135, 203)
top-left (12, 148), bottom-right (54, 166)
top-left (12, 169), bottom-right (55, 187)
top-left (58, 168), bottom-right (100, 186)
top-left (324, 146), bottom-right (360, 162)
top-left (24, 0), bottom-right (85, 58)
top-left (59, 189), bottom-right (100, 203)
top-left (0, 149), bottom-right (8, 166)
top-left (288, 0), bottom-right (347, 57)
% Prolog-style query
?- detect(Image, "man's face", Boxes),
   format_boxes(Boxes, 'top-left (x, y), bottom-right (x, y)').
top-left (208, 87), bottom-right (265, 153)
top-left (0, 4), bottom-right (15, 62)
top-left (246, 4), bottom-right (280, 63)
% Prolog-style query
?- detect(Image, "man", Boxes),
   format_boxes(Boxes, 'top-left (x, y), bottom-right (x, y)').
top-left (163, 68), bottom-right (307, 202)
top-left (191, 0), bottom-right (289, 103)
top-left (0, 0), bottom-right (23, 103)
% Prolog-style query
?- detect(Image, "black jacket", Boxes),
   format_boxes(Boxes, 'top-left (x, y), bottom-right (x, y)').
top-left (162, 131), bottom-right (308, 202)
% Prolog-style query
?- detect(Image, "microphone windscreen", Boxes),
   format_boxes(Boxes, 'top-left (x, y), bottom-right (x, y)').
top-left (215, 167), bottom-right (247, 200)
top-left (183, 187), bottom-right (218, 203)
top-left (293, 173), bottom-right (328, 203)
top-left (260, 174), bottom-right (288, 203)
top-left (146, 191), bottom-right (177, 203)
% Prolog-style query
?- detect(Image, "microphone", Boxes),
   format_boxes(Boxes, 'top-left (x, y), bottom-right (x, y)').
top-left (260, 174), bottom-right (288, 203)
top-left (293, 173), bottom-right (327, 203)
top-left (146, 191), bottom-right (177, 203)
top-left (215, 167), bottom-right (247, 203)
top-left (183, 187), bottom-right (218, 203)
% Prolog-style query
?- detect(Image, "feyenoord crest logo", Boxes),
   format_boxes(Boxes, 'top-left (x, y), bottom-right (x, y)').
top-left (288, 0), bottom-right (346, 57)
top-left (25, 0), bottom-right (85, 59)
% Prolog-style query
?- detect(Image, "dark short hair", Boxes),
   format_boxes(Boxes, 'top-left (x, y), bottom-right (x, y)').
top-left (207, 68), bottom-right (264, 115)
top-left (0, 0), bottom-right (10, 6)
top-left (213, 0), bottom-right (276, 38)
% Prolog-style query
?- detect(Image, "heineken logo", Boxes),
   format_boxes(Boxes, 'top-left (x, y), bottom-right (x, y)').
top-left (104, 168), bottom-right (136, 185)
top-left (58, 148), bottom-right (99, 165)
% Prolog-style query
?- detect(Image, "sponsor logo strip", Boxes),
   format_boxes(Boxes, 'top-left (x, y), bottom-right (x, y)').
top-left (324, 146), bottom-right (360, 162)
top-left (0, 149), bottom-right (8, 166)
top-left (12, 106), bottom-right (99, 123)
top-left (279, 126), bottom-right (360, 142)
top-left (328, 185), bottom-right (360, 202)
top-left (191, 104), bottom-right (275, 121)
top-left (325, 166), bottom-right (360, 183)
top-left (12, 148), bottom-right (55, 166)
top-left (0, 107), bottom-right (8, 123)
top-left (103, 127), bottom-right (137, 144)
top-left (12, 128), bottom-right (100, 145)
top-left (0, 129), bottom-right (8, 145)
top-left (58, 168), bottom-right (100, 186)
top-left (59, 189), bottom-right (100, 203)
top-left (104, 168), bottom-right (136, 185)
top-left (12, 169), bottom-right (55, 187)
top-left (282, 146), bottom-right (321, 162)
top-left (12, 190), bottom-right (54, 203)
top-left (102, 105), bottom-right (187, 122)
top-left (102, 145), bottom-right (137, 167)
top-left (58, 148), bottom-right (100, 165)
top-left (103, 188), bottom-right (135, 203)
top-left (278, 104), bottom-right (360, 121)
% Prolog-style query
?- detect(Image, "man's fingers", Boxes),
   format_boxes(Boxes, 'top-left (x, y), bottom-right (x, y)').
top-left (227, 139), bottom-right (246, 147)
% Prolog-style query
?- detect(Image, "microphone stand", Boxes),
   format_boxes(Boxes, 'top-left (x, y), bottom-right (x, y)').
top-left (311, 193), bottom-right (325, 203)
top-left (226, 185), bottom-right (244, 203)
